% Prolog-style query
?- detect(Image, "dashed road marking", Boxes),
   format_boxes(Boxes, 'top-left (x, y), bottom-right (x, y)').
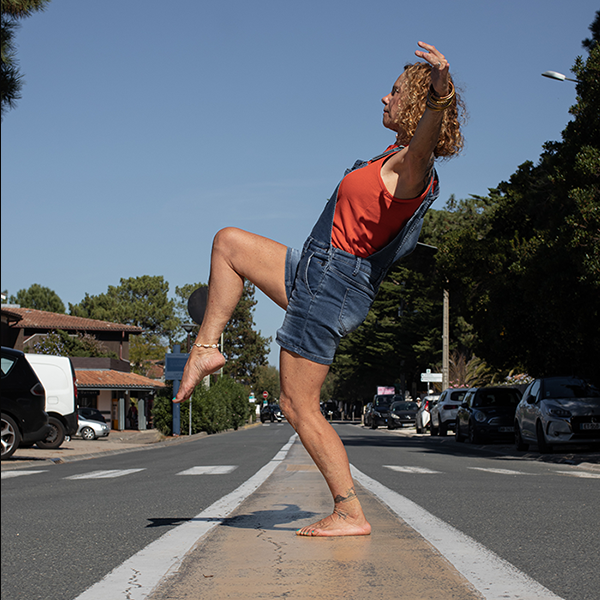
top-left (1, 470), bottom-right (47, 479)
top-left (177, 466), bottom-right (238, 475)
top-left (65, 469), bottom-right (146, 480)
top-left (384, 465), bottom-right (441, 474)
top-left (555, 470), bottom-right (600, 479)
top-left (468, 467), bottom-right (533, 476)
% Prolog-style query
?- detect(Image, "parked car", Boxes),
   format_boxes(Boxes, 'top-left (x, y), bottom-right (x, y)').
top-left (78, 407), bottom-right (106, 423)
top-left (364, 394), bottom-right (395, 429)
top-left (514, 376), bottom-right (600, 453)
top-left (75, 416), bottom-right (110, 440)
top-left (260, 403), bottom-right (284, 423)
top-left (415, 395), bottom-right (439, 433)
top-left (387, 400), bottom-right (419, 429)
top-left (1, 347), bottom-right (51, 459)
top-left (455, 387), bottom-right (521, 444)
top-left (430, 388), bottom-right (469, 436)
top-left (25, 353), bottom-right (78, 449)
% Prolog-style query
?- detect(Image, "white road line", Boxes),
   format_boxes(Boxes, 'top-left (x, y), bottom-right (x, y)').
top-left (73, 433), bottom-right (298, 600)
top-left (177, 466), bottom-right (238, 475)
top-left (555, 470), bottom-right (600, 479)
top-left (351, 465), bottom-right (564, 600)
top-left (65, 469), bottom-right (146, 480)
top-left (384, 465), bottom-right (441, 474)
top-left (1, 470), bottom-right (47, 479)
top-left (468, 467), bottom-right (532, 476)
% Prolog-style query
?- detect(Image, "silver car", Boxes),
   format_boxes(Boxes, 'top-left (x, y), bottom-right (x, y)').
top-left (76, 416), bottom-right (110, 440)
top-left (515, 376), bottom-right (600, 453)
top-left (430, 388), bottom-right (469, 436)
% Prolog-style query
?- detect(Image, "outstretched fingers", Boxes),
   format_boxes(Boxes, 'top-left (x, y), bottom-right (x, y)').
top-left (415, 41), bottom-right (450, 96)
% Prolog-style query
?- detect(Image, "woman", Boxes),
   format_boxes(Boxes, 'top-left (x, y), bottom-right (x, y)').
top-left (174, 41), bottom-right (464, 537)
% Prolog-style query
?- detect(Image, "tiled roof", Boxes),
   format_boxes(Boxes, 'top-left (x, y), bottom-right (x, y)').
top-left (76, 370), bottom-right (166, 390)
top-left (8, 308), bottom-right (142, 333)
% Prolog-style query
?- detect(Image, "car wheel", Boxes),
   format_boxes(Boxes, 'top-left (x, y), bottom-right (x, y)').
top-left (536, 421), bottom-right (552, 454)
top-left (1, 413), bottom-right (21, 460)
top-left (454, 420), bottom-right (464, 442)
top-left (430, 421), bottom-right (438, 436)
top-left (439, 422), bottom-right (447, 437)
top-left (371, 420), bottom-right (378, 430)
top-left (468, 423), bottom-right (481, 445)
top-left (514, 422), bottom-right (529, 451)
top-left (36, 417), bottom-right (65, 450)
top-left (81, 427), bottom-right (96, 441)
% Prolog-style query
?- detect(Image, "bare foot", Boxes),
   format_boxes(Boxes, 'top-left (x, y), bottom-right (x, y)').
top-left (173, 347), bottom-right (226, 403)
top-left (296, 508), bottom-right (372, 537)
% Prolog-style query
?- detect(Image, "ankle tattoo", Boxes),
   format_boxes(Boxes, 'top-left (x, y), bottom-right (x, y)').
top-left (334, 487), bottom-right (357, 505)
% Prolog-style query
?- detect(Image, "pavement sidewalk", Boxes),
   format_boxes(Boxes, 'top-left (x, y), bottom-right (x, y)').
top-left (147, 441), bottom-right (482, 600)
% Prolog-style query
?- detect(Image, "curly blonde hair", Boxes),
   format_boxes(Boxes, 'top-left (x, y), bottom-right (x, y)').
top-left (394, 62), bottom-right (465, 158)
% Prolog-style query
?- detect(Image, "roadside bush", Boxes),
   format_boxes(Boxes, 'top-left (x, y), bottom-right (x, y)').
top-left (151, 376), bottom-right (250, 436)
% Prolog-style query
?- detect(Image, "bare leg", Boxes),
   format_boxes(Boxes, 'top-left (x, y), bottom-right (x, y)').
top-left (174, 227), bottom-right (288, 402)
top-left (279, 349), bottom-right (371, 537)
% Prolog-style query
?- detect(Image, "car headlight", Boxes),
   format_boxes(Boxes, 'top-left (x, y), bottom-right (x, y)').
top-left (473, 410), bottom-right (487, 423)
top-left (391, 413), bottom-right (399, 419)
top-left (548, 408), bottom-right (572, 418)
top-left (373, 411), bottom-right (381, 417)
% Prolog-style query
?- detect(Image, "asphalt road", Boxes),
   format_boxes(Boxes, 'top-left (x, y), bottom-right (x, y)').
top-left (2, 422), bottom-right (599, 600)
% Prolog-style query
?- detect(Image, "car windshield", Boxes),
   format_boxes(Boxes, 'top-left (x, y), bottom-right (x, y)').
top-left (474, 389), bottom-right (521, 408)
top-left (544, 378), bottom-right (600, 399)
top-left (392, 402), bottom-right (417, 412)
top-left (373, 396), bottom-right (394, 408)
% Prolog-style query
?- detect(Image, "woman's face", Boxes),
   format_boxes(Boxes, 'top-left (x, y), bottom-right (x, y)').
top-left (381, 73), bottom-right (406, 133)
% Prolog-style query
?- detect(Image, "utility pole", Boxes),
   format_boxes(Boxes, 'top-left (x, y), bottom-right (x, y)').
top-left (442, 287), bottom-right (449, 391)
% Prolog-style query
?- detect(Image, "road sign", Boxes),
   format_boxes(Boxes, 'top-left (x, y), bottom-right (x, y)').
top-left (263, 391), bottom-right (269, 399)
top-left (164, 352), bottom-right (189, 380)
top-left (421, 372), bottom-right (443, 382)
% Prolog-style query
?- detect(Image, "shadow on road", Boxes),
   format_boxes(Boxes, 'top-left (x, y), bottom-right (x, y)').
top-left (146, 504), bottom-right (316, 532)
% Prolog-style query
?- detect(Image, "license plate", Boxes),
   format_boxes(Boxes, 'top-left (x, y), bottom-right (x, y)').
top-left (581, 422), bottom-right (600, 430)
top-left (499, 427), bottom-right (514, 433)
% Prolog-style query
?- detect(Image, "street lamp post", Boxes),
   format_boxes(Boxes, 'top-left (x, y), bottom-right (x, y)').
top-left (181, 323), bottom-right (196, 435)
top-left (541, 70), bottom-right (579, 83)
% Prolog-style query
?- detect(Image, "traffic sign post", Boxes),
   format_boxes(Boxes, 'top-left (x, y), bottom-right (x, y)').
top-left (164, 345), bottom-right (190, 436)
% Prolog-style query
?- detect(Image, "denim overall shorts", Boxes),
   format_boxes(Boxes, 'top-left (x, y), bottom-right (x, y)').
top-left (276, 147), bottom-right (440, 365)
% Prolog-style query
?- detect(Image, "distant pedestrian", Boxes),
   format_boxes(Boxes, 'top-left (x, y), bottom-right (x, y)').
top-left (175, 41), bottom-right (464, 536)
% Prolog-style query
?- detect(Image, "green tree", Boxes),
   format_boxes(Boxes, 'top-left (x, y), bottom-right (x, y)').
top-left (438, 17), bottom-right (600, 378)
top-left (253, 364), bottom-right (280, 400)
top-left (69, 275), bottom-right (179, 343)
top-left (1, 0), bottom-right (50, 117)
top-left (222, 281), bottom-right (271, 388)
top-left (10, 283), bottom-right (65, 313)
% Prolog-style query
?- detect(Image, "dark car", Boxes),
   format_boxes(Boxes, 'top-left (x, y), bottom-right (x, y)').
top-left (515, 376), bottom-right (600, 453)
top-left (78, 407), bottom-right (106, 423)
top-left (364, 394), bottom-right (396, 429)
top-left (260, 403), bottom-right (284, 423)
top-left (455, 386), bottom-right (521, 444)
top-left (1, 347), bottom-right (51, 460)
top-left (387, 400), bottom-right (419, 429)
top-left (321, 400), bottom-right (341, 420)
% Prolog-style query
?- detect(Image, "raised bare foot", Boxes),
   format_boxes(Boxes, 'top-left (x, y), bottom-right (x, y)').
top-left (173, 347), bottom-right (226, 403)
top-left (296, 508), bottom-right (372, 537)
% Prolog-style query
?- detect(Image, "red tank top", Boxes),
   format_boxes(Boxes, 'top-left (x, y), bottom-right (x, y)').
top-left (331, 146), bottom-right (435, 257)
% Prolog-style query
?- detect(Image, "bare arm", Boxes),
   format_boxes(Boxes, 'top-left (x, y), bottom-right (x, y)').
top-left (382, 42), bottom-right (450, 199)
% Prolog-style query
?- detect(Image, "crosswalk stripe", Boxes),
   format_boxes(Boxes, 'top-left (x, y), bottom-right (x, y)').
top-left (468, 467), bottom-right (532, 476)
top-left (65, 469), bottom-right (145, 480)
top-left (1, 470), bottom-right (47, 479)
top-left (384, 465), bottom-right (440, 474)
top-left (177, 466), bottom-right (238, 475)
top-left (555, 470), bottom-right (600, 479)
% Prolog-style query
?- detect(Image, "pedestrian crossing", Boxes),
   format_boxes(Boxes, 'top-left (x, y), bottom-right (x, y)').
top-left (3, 464), bottom-right (599, 480)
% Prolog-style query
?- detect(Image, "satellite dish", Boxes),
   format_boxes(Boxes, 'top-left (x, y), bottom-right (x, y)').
top-left (187, 287), bottom-right (208, 325)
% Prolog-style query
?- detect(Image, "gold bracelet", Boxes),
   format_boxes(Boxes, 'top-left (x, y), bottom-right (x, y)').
top-left (426, 83), bottom-right (455, 111)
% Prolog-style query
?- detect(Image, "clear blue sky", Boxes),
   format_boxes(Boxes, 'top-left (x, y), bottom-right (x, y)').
top-left (1, 0), bottom-right (596, 365)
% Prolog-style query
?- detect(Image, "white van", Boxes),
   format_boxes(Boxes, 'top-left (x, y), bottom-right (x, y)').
top-left (25, 354), bottom-right (78, 449)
